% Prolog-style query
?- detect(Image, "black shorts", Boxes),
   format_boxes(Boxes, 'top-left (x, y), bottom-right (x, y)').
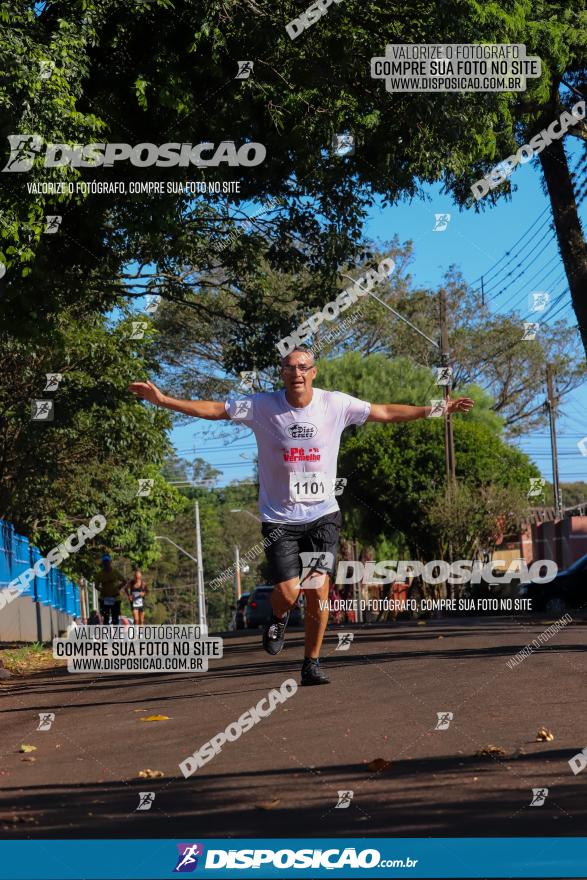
top-left (261, 511), bottom-right (342, 585)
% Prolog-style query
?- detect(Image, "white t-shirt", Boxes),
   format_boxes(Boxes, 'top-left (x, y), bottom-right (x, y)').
top-left (225, 388), bottom-right (371, 523)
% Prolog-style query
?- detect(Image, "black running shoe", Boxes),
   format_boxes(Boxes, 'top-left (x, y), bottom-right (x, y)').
top-left (262, 612), bottom-right (289, 655)
top-left (301, 657), bottom-right (330, 686)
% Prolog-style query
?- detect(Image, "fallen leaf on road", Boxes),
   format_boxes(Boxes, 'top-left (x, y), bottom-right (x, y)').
top-left (255, 799), bottom-right (280, 810)
top-left (140, 715), bottom-right (169, 722)
top-left (536, 727), bottom-right (554, 742)
top-left (475, 744), bottom-right (507, 758)
top-left (138, 768), bottom-right (164, 779)
top-left (416, 621), bottom-right (427, 626)
top-left (20, 756), bottom-right (36, 763)
top-left (19, 744), bottom-right (36, 753)
top-left (367, 758), bottom-right (392, 772)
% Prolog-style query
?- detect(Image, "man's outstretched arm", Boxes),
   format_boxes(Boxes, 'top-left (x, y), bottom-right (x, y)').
top-left (128, 381), bottom-right (229, 420)
top-left (367, 398), bottom-right (475, 423)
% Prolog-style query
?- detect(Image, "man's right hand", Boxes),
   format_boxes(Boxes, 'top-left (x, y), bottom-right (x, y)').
top-left (128, 380), bottom-right (167, 406)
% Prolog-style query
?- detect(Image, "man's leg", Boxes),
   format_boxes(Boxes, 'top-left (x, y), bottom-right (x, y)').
top-left (302, 574), bottom-right (329, 658)
top-left (270, 577), bottom-right (300, 618)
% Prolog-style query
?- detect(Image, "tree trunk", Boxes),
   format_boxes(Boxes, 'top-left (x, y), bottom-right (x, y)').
top-left (539, 134), bottom-right (587, 358)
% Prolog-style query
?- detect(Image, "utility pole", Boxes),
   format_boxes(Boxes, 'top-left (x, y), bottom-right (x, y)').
top-left (194, 501), bottom-right (207, 629)
top-left (234, 545), bottom-right (241, 602)
top-left (439, 289), bottom-right (456, 483)
top-left (546, 365), bottom-right (563, 520)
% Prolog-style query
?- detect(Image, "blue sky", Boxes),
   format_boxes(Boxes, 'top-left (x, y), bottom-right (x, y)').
top-left (169, 148), bottom-right (587, 497)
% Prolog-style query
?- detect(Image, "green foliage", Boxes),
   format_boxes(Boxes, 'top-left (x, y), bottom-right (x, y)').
top-left (0, 307), bottom-right (186, 578)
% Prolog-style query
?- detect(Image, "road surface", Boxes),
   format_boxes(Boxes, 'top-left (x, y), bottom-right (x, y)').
top-left (1, 616), bottom-right (586, 840)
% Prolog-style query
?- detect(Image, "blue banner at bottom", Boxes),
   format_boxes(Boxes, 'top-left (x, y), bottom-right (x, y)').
top-left (1, 838), bottom-right (586, 879)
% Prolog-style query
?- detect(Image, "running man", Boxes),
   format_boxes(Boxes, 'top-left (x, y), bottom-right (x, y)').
top-left (94, 554), bottom-right (126, 625)
top-left (128, 348), bottom-right (474, 685)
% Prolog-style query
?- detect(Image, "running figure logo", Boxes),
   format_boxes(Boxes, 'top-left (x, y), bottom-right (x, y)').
top-left (44, 373), bottom-right (62, 392)
top-left (435, 366), bottom-right (452, 386)
top-left (174, 843), bottom-right (204, 872)
top-left (44, 215), bottom-right (62, 234)
top-left (299, 551), bottom-right (333, 589)
top-left (530, 788), bottom-right (548, 807)
top-left (433, 213), bottom-right (451, 232)
top-left (2, 134), bottom-right (43, 172)
top-left (31, 400), bottom-right (54, 421)
top-left (236, 60), bottom-right (253, 79)
top-left (522, 322), bottom-right (540, 341)
top-left (335, 790), bottom-right (354, 808)
top-left (37, 712), bottom-right (55, 731)
top-left (435, 712), bottom-right (453, 730)
top-left (336, 632), bottom-right (354, 651)
top-left (427, 399), bottom-right (446, 418)
top-left (136, 792), bottom-right (155, 811)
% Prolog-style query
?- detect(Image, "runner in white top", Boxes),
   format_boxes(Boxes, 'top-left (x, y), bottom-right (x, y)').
top-left (128, 348), bottom-right (474, 686)
top-left (224, 386), bottom-right (370, 524)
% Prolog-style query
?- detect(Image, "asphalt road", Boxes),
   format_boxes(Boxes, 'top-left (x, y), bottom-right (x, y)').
top-left (1, 615), bottom-right (586, 840)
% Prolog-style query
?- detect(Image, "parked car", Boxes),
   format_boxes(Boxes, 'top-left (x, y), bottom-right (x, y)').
top-left (525, 553), bottom-right (587, 615)
top-left (244, 585), bottom-right (304, 628)
top-left (231, 592), bottom-right (250, 630)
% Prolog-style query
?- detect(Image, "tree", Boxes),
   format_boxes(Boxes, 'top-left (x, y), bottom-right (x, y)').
top-left (0, 307), bottom-right (187, 578)
top-left (4, 1), bottom-right (585, 359)
top-left (317, 353), bottom-right (540, 557)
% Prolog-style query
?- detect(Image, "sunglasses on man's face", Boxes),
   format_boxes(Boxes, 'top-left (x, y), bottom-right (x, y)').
top-left (282, 364), bottom-right (314, 373)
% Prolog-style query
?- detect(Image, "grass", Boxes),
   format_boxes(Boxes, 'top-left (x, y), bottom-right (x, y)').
top-left (0, 642), bottom-right (66, 675)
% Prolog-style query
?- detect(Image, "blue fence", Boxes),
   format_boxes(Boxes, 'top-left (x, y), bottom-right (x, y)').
top-left (0, 520), bottom-right (81, 617)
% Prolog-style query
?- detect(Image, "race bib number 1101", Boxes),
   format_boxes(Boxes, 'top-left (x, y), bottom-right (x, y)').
top-left (289, 471), bottom-right (329, 503)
